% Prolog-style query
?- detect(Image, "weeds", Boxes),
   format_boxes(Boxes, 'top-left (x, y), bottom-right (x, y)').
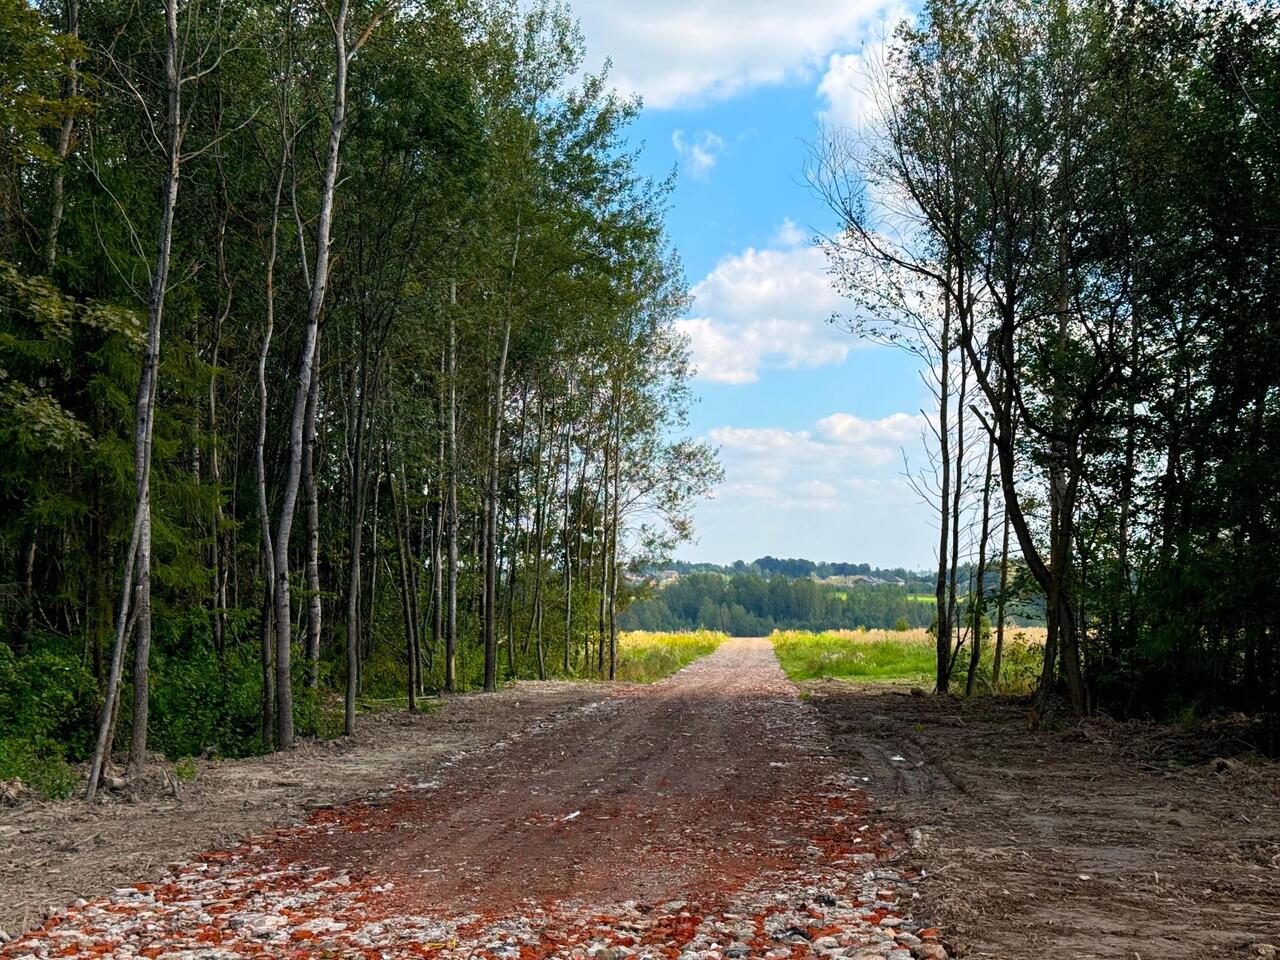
top-left (771, 627), bottom-right (1045, 691)
top-left (615, 631), bottom-right (726, 683)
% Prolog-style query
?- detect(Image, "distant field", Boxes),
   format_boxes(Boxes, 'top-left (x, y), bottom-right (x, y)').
top-left (771, 626), bottom-right (1045, 691)
top-left (616, 631), bottom-right (727, 682)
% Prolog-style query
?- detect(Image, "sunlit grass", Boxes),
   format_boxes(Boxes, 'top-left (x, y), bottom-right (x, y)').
top-left (771, 628), bottom-right (936, 683)
top-left (771, 626), bottom-right (1046, 691)
top-left (615, 630), bottom-right (727, 683)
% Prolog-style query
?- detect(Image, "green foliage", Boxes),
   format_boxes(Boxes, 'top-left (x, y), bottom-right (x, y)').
top-left (0, 644), bottom-right (98, 756)
top-left (623, 572), bottom-right (936, 635)
top-left (0, 644), bottom-right (97, 798)
top-left (614, 630), bottom-right (725, 683)
top-left (172, 757), bottom-right (198, 781)
top-left (0, 0), bottom-right (86, 167)
top-left (0, 736), bottom-right (78, 799)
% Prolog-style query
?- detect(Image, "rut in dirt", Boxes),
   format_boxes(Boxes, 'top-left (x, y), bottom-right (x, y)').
top-left (3, 639), bottom-right (946, 959)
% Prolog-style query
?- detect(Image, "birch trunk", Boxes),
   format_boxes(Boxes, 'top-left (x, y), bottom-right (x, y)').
top-left (444, 285), bottom-right (459, 693)
top-left (303, 357), bottom-right (322, 687)
top-left (562, 372), bottom-right (575, 673)
top-left (273, 0), bottom-right (353, 750)
top-left (483, 315), bottom-right (512, 692)
top-left (87, 0), bottom-right (182, 797)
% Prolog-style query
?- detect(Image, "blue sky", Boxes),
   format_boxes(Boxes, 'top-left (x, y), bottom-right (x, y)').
top-left (572, 1), bottom-right (933, 569)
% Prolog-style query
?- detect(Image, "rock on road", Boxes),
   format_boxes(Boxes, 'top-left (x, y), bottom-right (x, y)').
top-left (3, 639), bottom-right (945, 960)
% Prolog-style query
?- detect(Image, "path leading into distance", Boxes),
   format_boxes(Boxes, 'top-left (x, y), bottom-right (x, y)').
top-left (3, 639), bottom-right (947, 959)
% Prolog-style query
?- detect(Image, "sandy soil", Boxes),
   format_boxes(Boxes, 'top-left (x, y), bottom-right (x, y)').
top-left (0, 680), bottom-right (605, 935)
top-left (803, 679), bottom-right (1280, 960)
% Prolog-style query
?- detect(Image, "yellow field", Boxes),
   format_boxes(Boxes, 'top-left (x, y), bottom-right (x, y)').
top-left (815, 625), bottom-right (1047, 646)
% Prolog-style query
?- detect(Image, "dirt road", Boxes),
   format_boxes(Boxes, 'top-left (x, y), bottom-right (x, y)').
top-left (2, 639), bottom-right (942, 959)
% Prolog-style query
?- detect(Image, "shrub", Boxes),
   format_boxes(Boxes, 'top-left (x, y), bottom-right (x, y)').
top-left (0, 644), bottom-right (99, 759)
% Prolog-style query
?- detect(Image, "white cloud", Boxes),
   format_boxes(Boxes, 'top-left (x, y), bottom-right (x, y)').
top-left (773, 217), bottom-right (808, 248)
top-left (671, 129), bottom-right (726, 178)
top-left (818, 51), bottom-right (877, 130)
top-left (815, 411), bottom-right (922, 445)
top-left (693, 411), bottom-right (928, 561)
top-left (709, 412), bottom-right (926, 484)
top-left (816, 7), bottom-right (908, 131)
top-left (572, 0), bottom-right (905, 109)
top-left (678, 230), bottom-right (850, 384)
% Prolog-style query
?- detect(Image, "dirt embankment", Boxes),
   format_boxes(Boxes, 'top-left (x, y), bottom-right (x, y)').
top-left (805, 679), bottom-right (1280, 960)
top-left (0, 681), bottom-right (606, 935)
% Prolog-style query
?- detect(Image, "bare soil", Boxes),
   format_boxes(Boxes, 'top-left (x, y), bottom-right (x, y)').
top-left (803, 678), bottom-right (1280, 959)
top-left (1, 639), bottom-right (937, 959)
top-left (0, 680), bottom-right (604, 934)
top-left (6, 642), bottom-right (1276, 959)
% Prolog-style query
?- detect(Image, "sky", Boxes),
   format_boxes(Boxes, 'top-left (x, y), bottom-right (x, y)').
top-left (570, 0), bottom-right (933, 569)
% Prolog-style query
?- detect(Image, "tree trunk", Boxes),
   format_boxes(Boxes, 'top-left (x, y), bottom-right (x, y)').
top-left (992, 507), bottom-right (1010, 689)
top-left (387, 448), bottom-right (417, 712)
top-left (444, 284), bottom-right (459, 693)
top-left (934, 270), bottom-right (953, 694)
top-left (273, 0), bottom-right (353, 751)
top-left (562, 371), bottom-right (575, 673)
top-left (946, 340), bottom-right (967, 686)
top-left (965, 435), bottom-right (996, 696)
top-left (303, 356), bottom-right (323, 687)
top-left (87, 0), bottom-right (182, 798)
top-left (43, 0), bottom-right (79, 271)
top-left (483, 315), bottom-right (512, 692)
top-left (607, 383), bottom-right (622, 681)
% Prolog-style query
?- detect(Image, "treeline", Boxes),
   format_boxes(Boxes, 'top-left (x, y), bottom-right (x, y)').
top-left (0, 0), bottom-right (718, 794)
top-left (663, 556), bottom-right (932, 588)
top-left (813, 0), bottom-right (1280, 736)
top-left (621, 573), bottom-right (935, 635)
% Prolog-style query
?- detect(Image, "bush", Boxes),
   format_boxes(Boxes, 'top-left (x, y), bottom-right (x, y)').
top-left (0, 644), bottom-right (99, 761)
top-left (0, 736), bottom-right (79, 799)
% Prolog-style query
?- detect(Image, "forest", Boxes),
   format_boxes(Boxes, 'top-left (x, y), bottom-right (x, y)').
top-left (0, 0), bottom-right (720, 796)
top-left (661, 556), bottom-right (932, 585)
top-left (810, 0), bottom-right (1280, 741)
top-left (621, 573), bottom-right (936, 635)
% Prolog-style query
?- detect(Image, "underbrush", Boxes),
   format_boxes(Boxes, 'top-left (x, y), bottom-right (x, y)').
top-left (771, 627), bottom-right (1045, 691)
top-left (615, 630), bottom-right (726, 682)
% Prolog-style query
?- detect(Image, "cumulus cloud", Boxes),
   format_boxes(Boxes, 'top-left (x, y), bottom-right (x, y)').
top-left (686, 414), bottom-right (927, 525)
top-left (671, 129), bottom-right (726, 178)
top-left (572, 0), bottom-right (904, 108)
top-left (678, 228), bottom-right (850, 384)
top-left (683, 409), bottom-right (935, 564)
top-left (815, 411), bottom-right (922, 445)
top-left (817, 51), bottom-right (877, 131)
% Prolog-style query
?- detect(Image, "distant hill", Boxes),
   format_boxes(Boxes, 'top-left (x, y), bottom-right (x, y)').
top-left (660, 556), bottom-right (933, 586)
top-left (622, 557), bottom-right (1043, 636)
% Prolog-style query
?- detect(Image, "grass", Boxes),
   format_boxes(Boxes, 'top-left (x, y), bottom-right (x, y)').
top-left (771, 626), bottom-right (1047, 691)
top-left (771, 628), bottom-right (937, 683)
top-left (615, 630), bottom-right (727, 683)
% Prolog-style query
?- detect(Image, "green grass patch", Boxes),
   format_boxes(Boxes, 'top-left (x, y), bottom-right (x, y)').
top-left (771, 627), bottom-right (1045, 692)
top-left (615, 630), bottom-right (727, 682)
top-left (771, 629), bottom-right (936, 683)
